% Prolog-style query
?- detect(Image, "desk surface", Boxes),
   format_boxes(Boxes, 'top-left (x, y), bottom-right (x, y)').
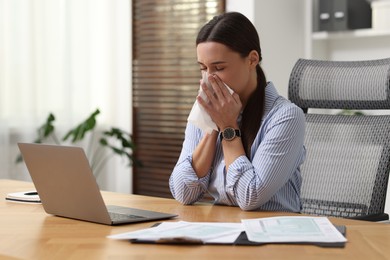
top-left (1, 179), bottom-right (390, 260)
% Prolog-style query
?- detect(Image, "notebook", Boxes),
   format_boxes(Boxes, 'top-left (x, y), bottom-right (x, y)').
top-left (17, 143), bottom-right (177, 225)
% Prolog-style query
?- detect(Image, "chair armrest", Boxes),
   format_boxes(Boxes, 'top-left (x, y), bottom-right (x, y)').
top-left (347, 213), bottom-right (389, 222)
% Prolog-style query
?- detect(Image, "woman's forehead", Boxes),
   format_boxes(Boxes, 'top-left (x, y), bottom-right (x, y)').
top-left (197, 42), bottom-right (237, 64)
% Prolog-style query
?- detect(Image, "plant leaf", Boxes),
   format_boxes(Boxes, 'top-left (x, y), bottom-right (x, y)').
top-left (34, 113), bottom-right (56, 143)
top-left (62, 109), bottom-right (100, 143)
top-left (98, 127), bottom-right (140, 167)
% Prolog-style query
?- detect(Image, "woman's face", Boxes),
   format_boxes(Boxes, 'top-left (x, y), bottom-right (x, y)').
top-left (196, 41), bottom-right (258, 101)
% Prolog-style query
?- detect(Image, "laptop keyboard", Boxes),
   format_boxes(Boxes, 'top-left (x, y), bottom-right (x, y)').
top-left (109, 212), bottom-right (146, 221)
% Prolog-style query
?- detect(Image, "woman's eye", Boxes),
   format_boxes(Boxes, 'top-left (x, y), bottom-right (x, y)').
top-left (199, 66), bottom-right (224, 72)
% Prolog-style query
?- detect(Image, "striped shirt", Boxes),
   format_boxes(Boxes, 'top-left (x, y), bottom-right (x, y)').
top-left (169, 82), bottom-right (306, 212)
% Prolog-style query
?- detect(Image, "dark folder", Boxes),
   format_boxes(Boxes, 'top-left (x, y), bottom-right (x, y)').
top-left (233, 225), bottom-right (346, 248)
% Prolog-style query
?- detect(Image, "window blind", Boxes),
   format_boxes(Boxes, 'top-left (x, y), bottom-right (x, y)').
top-left (132, 0), bottom-right (225, 198)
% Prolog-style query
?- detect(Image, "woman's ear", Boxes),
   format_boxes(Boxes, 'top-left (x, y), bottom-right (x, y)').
top-left (248, 50), bottom-right (260, 67)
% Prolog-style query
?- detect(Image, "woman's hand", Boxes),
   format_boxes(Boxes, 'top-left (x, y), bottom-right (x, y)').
top-left (197, 74), bottom-right (242, 130)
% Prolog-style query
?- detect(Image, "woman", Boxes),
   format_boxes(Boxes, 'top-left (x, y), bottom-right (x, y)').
top-left (169, 12), bottom-right (306, 212)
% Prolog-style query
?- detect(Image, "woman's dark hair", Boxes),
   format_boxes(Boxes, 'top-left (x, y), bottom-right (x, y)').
top-left (196, 12), bottom-right (267, 157)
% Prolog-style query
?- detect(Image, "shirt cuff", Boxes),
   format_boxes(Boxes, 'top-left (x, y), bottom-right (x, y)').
top-left (226, 155), bottom-right (252, 195)
top-left (183, 155), bottom-right (211, 190)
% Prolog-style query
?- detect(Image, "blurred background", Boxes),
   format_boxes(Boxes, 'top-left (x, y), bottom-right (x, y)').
top-left (1, 0), bottom-right (390, 215)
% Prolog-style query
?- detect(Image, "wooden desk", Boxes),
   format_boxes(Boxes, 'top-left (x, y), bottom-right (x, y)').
top-left (1, 179), bottom-right (389, 260)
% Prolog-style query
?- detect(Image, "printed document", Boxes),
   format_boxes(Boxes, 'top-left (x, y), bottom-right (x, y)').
top-left (242, 216), bottom-right (347, 243)
top-left (108, 221), bottom-right (243, 244)
top-left (108, 216), bottom-right (346, 245)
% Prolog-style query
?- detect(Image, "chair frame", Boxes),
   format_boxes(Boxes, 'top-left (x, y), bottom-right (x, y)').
top-left (288, 58), bottom-right (390, 221)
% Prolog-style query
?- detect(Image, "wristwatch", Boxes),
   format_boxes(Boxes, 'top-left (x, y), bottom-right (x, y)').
top-left (220, 127), bottom-right (241, 141)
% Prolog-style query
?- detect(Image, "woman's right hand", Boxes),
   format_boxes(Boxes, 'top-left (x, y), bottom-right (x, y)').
top-left (197, 74), bottom-right (242, 130)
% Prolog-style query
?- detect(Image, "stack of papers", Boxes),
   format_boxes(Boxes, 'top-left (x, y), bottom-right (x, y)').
top-left (109, 221), bottom-right (242, 244)
top-left (108, 216), bottom-right (347, 246)
top-left (242, 216), bottom-right (346, 244)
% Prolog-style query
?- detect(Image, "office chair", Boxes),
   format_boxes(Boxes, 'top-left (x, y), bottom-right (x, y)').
top-left (288, 57), bottom-right (390, 221)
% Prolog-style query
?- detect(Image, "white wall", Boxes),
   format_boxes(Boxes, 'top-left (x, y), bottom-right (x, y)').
top-left (227, 0), bottom-right (307, 98)
top-left (225, 0), bottom-right (255, 21)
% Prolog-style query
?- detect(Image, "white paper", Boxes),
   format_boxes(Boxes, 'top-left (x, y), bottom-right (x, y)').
top-left (107, 221), bottom-right (243, 244)
top-left (241, 216), bottom-right (347, 243)
top-left (187, 72), bottom-right (234, 134)
top-left (108, 217), bottom-right (346, 245)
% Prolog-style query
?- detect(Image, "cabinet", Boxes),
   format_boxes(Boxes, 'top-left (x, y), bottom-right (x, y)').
top-left (306, 0), bottom-right (390, 61)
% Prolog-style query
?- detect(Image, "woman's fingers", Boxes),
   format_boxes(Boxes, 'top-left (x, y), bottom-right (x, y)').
top-left (209, 75), bottom-right (227, 100)
top-left (200, 80), bottom-right (216, 103)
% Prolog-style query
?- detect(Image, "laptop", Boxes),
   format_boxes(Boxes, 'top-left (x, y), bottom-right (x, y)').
top-left (17, 143), bottom-right (177, 225)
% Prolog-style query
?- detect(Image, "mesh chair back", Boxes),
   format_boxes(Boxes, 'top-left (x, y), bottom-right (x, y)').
top-left (289, 58), bottom-right (390, 110)
top-left (288, 58), bottom-right (390, 220)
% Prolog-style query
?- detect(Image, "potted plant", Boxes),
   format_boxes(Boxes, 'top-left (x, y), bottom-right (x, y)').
top-left (16, 108), bottom-right (140, 178)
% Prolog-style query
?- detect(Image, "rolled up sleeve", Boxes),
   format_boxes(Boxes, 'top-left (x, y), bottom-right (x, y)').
top-left (169, 123), bottom-right (210, 204)
top-left (225, 104), bottom-right (306, 211)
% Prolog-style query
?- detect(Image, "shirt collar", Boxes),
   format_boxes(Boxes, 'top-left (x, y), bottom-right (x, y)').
top-left (238, 81), bottom-right (280, 124)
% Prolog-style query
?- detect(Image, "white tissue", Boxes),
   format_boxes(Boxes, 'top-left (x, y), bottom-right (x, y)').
top-left (187, 72), bottom-right (234, 134)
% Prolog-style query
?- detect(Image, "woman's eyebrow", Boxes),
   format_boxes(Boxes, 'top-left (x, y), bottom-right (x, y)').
top-left (197, 61), bottom-right (227, 65)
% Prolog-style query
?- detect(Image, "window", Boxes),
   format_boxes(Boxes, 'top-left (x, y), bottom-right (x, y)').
top-left (132, 0), bottom-right (225, 197)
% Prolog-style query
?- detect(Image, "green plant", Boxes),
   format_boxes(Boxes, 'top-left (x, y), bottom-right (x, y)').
top-left (337, 109), bottom-right (364, 116)
top-left (16, 108), bottom-right (140, 178)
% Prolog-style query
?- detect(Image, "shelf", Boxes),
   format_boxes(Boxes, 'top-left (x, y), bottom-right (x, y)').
top-left (312, 28), bottom-right (390, 40)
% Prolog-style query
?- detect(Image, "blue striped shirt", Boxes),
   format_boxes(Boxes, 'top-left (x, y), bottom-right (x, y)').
top-left (169, 82), bottom-right (306, 212)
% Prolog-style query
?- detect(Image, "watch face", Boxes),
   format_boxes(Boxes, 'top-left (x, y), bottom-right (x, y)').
top-left (223, 128), bottom-right (236, 141)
